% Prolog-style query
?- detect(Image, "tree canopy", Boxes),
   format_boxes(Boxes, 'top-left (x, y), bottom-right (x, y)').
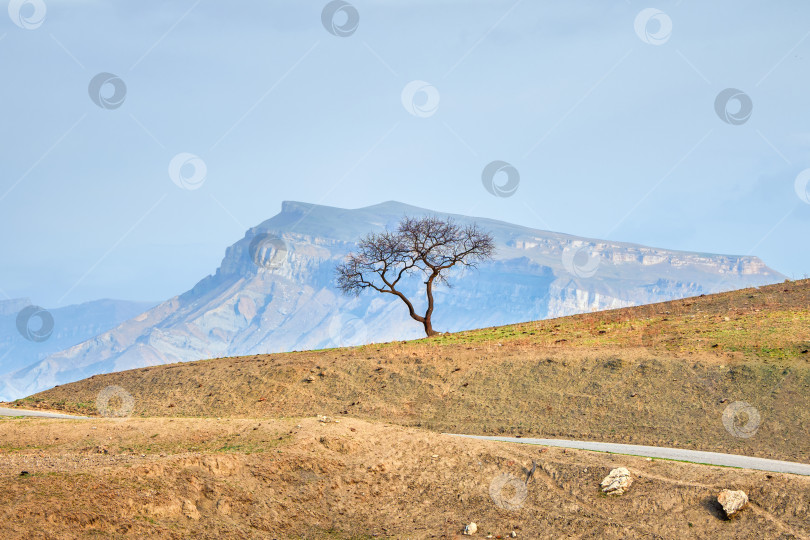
top-left (336, 215), bottom-right (495, 336)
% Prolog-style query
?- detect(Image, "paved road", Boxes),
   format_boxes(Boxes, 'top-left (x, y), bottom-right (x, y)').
top-left (0, 407), bottom-right (89, 419)
top-left (448, 434), bottom-right (810, 476)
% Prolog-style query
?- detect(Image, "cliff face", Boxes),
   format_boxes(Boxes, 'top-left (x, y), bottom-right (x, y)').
top-left (1, 200), bottom-right (784, 399)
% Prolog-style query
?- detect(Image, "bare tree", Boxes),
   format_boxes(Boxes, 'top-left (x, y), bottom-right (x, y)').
top-left (336, 216), bottom-right (495, 337)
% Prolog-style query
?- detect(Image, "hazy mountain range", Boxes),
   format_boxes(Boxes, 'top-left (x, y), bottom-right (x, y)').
top-left (0, 298), bottom-right (155, 400)
top-left (0, 200), bottom-right (784, 400)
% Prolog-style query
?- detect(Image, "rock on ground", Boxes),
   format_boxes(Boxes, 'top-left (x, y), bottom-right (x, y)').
top-left (717, 489), bottom-right (748, 518)
top-left (601, 467), bottom-right (633, 495)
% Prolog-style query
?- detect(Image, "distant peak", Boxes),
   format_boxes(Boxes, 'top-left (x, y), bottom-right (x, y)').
top-left (280, 201), bottom-right (315, 214)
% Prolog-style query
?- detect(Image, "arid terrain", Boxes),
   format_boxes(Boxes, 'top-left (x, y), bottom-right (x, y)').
top-left (1, 279), bottom-right (809, 538)
top-left (1, 416), bottom-right (809, 539)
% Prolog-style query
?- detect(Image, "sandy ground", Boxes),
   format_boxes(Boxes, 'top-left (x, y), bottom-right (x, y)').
top-left (0, 416), bottom-right (808, 539)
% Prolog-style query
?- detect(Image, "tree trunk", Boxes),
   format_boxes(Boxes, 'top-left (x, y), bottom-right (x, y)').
top-left (423, 272), bottom-right (439, 337)
top-left (423, 318), bottom-right (438, 337)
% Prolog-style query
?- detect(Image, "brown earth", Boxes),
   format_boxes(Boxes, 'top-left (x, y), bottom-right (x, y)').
top-left (14, 279), bottom-right (810, 463)
top-left (2, 279), bottom-right (809, 538)
top-left (1, 416), bottom-right (809, 539)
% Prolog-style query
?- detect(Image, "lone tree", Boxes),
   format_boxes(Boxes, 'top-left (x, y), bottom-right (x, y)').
top-left (335, 216), bottom-right (495, 337)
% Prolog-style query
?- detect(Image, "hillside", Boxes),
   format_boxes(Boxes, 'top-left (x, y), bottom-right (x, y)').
top-left (15, 279), bottom-right (810, 464)
top-left (5, 200), bottom-right (784, 401)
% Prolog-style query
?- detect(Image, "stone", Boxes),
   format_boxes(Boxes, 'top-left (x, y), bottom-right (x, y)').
top-left (601, 467), bottom-right (632, 495)
top-left (463, 522), bottom-right (477, 535)
top-left (717, 489), bottom-right (748, 518)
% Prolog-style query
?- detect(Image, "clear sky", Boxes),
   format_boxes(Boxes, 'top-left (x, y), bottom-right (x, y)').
top-left (2, 0), bottom-right (809, 308)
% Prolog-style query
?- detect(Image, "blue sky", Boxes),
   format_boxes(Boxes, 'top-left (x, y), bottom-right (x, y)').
top-left (2, 0), bottom-right (809, 308)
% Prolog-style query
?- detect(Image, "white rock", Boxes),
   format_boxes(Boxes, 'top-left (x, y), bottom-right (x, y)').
top-left (463, 522), bottom-right (478, 535)
top-left (600, 467), bottom-right (633, 495)
top-left (717, 489), bottom-right (748, 518)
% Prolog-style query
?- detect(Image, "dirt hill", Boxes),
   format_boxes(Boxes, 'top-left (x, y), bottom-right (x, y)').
top-left (14, 279), bottom-right (810, 464)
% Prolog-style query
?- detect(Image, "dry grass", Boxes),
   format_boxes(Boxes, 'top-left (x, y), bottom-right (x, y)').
top-left (15, 280), bottom-right (810, 464)
top-left (2, 280), bottom-right (810, 538)
top-left (0, 416), bottom-right (808, 539)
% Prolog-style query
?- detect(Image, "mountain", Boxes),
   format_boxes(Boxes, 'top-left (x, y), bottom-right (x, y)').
top-left (0, 298), bottom-right (156, 400)
top-left (1, 200), bottom-right (784, 399)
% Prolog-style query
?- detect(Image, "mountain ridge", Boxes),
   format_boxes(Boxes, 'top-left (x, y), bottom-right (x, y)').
top-left (269, 200), bottom-right (771, 260)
